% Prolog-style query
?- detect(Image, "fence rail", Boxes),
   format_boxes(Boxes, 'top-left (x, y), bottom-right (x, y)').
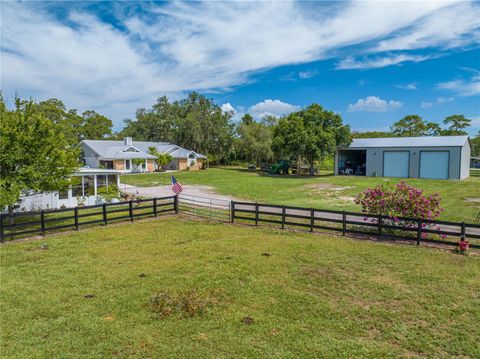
top-left (231, 201), bottom-right (480, 249)
top-left (0, 196), bottom-right (177, 241)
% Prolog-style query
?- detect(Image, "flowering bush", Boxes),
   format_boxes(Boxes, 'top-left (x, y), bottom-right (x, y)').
top-left (354, 181), bottom-right (443, 221)
top-left (355, 181), bottom-right (445, 239)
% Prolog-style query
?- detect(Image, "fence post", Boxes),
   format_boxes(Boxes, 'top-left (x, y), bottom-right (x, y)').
top-left (342, 211), bottom-right (346, 236)
top-left (41, 210), bottom-right (46, 236)
top-left (460, 222), bottom-right (466, 241)
top-left (310, 208), bottom-right (314, 232)
top-left (153, 198), bottom-right (158, 217)
top-left (377, 214), bottom-right (382, 239)
top-left (174, 195), bottom-right (179, 214)
top-left (74, 207), bottom-right (79, 230)
top-left (281, 206), bottom-right (286, 229)
top-left (417, 218), bottom-right (422, 246)
top-left (0, 214), bottom-right (4, 242)
top-left (230, 201), bottom-right (235, 223)
top-left (103, 203), bottom-right (107, 226)
top-left (255, 203), bottom-right (259, 226)
top-left (129, 200), bottom-right (133, 222)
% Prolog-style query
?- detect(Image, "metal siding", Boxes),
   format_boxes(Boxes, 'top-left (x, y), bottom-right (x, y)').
top-left (460, 142), bottom-right (471, 179)
top-left (349, 146), bottom-right (462, 179)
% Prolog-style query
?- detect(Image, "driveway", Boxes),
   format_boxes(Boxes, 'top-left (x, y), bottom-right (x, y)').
top-left (119, 183), bottom-right (241, 202)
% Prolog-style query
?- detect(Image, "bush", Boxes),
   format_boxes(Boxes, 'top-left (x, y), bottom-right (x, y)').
top-left (97, 186), bottom-right (120, 203)
top-left (354, 181), bottom-right (443, 221)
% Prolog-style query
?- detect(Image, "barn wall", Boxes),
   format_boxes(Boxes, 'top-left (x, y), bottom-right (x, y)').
top-left (460, 141), bottom-right (471, 179)
top-left (340, 146), bottom-right (463, 179)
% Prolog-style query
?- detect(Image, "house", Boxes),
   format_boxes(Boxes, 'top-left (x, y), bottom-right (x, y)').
top-left (81, 137), bottom-right (207, 173)
top-left (335, 135), bottom-right (470, 180)
top-left (12, 167), bottom-right (121, 212)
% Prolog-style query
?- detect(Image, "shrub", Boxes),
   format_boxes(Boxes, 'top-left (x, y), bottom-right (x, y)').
top-left (355, 181), bottom-right (445, 239)
top-left (97, 186), bottom-right (120, 203)
top-left (354, 181), bottom-right (443, 221)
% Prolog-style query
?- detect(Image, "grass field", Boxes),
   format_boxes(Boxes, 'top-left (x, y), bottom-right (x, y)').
top-left (121, 167), bottom-right (480, 222)
top-left (1, 217), bottom-right (479, 358)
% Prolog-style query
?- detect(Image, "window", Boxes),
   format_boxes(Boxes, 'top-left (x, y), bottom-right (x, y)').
top-left (59, 189), bottom-right (69, 199)
top-left (125, 160), bottom-right (131, 170)
top-left (99, 160), bottom-right (114, 169)
top-left (97, 175), bottom-right (107, 191)
top-left (107, 174), bottom-right (117, 188)
top-left (83, 175), bottom-right (95, 196)
top-left (72, 176), bottom-right (83, 197)
top-left (122, 146), bottom-right (139, 152)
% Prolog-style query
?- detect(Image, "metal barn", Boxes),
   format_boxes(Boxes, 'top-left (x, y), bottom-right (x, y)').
top-left (335, 136), bottom-right (471, 180)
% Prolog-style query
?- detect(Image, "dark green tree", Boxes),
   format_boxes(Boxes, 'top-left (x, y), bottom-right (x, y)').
top-left (442, 115), bottom-right (471, 135)
top-left (0, 97), bottom-right (80, 210)
top-left (391, 115), bottom-right (441, 137)
top-left (272, 104), bottom-right (351, 175)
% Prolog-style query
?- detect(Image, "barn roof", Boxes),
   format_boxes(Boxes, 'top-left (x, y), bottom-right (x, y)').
top-left (348, 136), bottom-right (469, 148)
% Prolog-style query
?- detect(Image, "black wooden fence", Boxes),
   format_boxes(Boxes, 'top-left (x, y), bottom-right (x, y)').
top-left (231, 201), bottom-right (480, 249)
top-left (0, 196), bottom-right (177, 241)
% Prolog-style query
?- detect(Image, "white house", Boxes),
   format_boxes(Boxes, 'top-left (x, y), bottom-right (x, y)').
top-left (13, 167), bottom-right (121, 212)
top-left (81, 137), bottom-right (207, 173)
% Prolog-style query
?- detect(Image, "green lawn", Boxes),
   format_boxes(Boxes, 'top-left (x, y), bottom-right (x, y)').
top-left (121, 167), bottom-right (480, 222)
top-left (1, 217), bottom-right (479, 358)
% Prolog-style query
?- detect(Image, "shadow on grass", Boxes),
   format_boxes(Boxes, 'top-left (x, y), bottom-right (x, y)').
top-left (213, 166), bottom-right (335, 179)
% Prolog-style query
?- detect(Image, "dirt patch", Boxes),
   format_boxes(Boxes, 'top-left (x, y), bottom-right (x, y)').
top-left (338, 196), bottom-right (355, 202)
top-left (305, 183), bottom-right (354, 191)
top-left (464, 198), bottom-right (480, 203)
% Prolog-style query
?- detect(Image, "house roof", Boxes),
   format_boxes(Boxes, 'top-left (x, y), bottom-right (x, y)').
top-left (82, 140), bottom-right (206, 160)
top-left (74, 167), bottom-right (122, 175)
top-left (347, 135), bottom-right (469, 149)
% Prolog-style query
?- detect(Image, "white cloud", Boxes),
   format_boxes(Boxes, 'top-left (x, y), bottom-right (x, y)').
top-left (421, 101), bottom-right (434, 109)
top-left (437, 70), bottom-right (480, 96)
top-left (298, 70), bottom-right (317, 79)
top-left (396, 83), bottom-right (417, 90)
top-left (248, 100), bottom-right (299, 119)
top-left (421, 96), bottom-right (454, 109)
top-left (1, 1), bottom-right (478, 126)
top-left (337, 54), bottom-right (432, 70)
top-left (348, 96), bottom-right (403, 112)
top-left (220, 103), bottom-right (236, 114)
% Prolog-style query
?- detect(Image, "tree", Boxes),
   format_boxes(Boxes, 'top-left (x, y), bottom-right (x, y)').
top-left (120, 93), bottom-right (235, 164)
top-left (36, 98), bottom-right (113, 146)
top-left (471, 131), bottom-right (480, 157)
top-left (236, 121), bottom-right (273, 166)
top-left (0, 97), bottom-right (80, 211)
top-left (442, 115), bottom-right (471, 135)
top-left (148, 146), bottom-right (173, 170)
top-left (82, 110), bottom-right (113, 140)
top-left (391, 115), bottom-right (441, 137)
top-left (272, 104), bottom-right (351, 175)
top-left (241, 113), bottom-right (254, 125)
top-left (352, 131), bottom-right (395, 138)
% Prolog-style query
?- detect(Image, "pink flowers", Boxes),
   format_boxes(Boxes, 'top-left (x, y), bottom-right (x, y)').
top-left (355, 181), bottom-right (443, 223)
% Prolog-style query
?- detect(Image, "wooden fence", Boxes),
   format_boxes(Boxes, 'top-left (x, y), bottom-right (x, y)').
top-left (231, 201), bottom-right (480, 249)
top-left (0, 196), bottom-right (177, 241)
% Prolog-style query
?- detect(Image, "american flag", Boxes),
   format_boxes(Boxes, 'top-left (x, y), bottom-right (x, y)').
top-left (171, 175), bottom-right (183, 194)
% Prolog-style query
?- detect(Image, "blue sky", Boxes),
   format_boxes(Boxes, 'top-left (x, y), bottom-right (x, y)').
top-left (1, 1), bottom-right (479, 134)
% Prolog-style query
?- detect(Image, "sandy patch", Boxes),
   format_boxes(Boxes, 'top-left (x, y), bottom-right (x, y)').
top-left (465, 198), bottom-right (480, 203)
top-left (305, 183), bottom-right (354, 191)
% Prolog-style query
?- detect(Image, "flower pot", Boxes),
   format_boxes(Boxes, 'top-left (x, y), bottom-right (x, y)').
top-left (458, 240), bottom-right (469, 251)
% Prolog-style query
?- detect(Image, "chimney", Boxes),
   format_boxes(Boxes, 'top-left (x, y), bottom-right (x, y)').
top-left (124, 137), bottom-right (133, 146)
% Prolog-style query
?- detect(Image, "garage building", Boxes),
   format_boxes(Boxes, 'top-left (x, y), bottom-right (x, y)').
top-left (335, 135), bottom-right (470, 180)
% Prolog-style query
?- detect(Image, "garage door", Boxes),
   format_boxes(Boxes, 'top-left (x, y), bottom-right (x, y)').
top-left (383, 151), bottom-right (409, 178)
top-left (420, 151), bottom-right (449, 179)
